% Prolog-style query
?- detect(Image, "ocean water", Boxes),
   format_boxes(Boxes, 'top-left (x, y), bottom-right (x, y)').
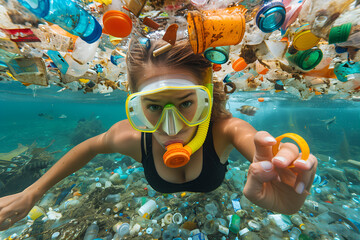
top-left (1, 81), bottom-right (360, 239)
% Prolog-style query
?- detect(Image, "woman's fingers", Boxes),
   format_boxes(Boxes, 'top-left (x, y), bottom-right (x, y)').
top-left (292, 154), bottom-right (318, 194)
top-left (272, 142), bottom-right (300, 168)
top-left (243, 161), bottom-right (278, 204)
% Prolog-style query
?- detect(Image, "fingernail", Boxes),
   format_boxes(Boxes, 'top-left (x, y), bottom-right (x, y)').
top-left (260, 161), bottom-right (273, 172)
top-left (273, 156), bottom-right (286, 163)
top-left (295, 160), bottom-right (307, 165)
top-left (296, 182), bottom-right (305, 194)
top-left (264, 136), bottom-right (277, 143)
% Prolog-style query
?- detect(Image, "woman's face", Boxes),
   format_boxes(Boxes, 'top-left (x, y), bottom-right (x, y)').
top-left (136, 67), bottom-right (201, 148)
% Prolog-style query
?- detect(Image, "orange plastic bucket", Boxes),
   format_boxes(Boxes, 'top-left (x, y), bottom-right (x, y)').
top-left (187, 6), bottom-right (246, 54)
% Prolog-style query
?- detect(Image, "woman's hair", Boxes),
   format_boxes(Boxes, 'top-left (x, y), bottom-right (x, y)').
top-left (126, 38), bottom-right (232, 121)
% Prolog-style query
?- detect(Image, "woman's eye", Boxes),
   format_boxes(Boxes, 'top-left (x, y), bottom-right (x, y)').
top-left (180, 101), bottom-right (193, 108)
top-left (147, 104), bottom-right (162, 111)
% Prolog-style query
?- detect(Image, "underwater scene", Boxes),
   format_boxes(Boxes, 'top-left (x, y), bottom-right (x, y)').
top-left (1, 84), bottom-right (359, 240)
top-left (0, 0), bottom-right (360, 239)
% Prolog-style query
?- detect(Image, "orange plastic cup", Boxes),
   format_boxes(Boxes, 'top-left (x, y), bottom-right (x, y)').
top-left (187, 6), bottom-right (246, 54)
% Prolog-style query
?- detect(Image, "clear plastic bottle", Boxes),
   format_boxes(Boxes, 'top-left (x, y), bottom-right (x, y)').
top-left (300, 0), bottom-right (354, 39)
top-left (83, 221), bottom-right (99, 240)
top-left (65, 37), bottom-right (100, 77)
top-left (239, 227), bottom-right (262, 240)
top-left (290, 214), bottom-right (306, 230)
top-left (289, 227), bottom-right (302, 240)
top-left (17, 0), bottom-right (102, 43)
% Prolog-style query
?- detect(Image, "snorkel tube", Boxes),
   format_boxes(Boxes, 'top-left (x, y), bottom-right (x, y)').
top-left (163, 68), bottom-right (213, 168)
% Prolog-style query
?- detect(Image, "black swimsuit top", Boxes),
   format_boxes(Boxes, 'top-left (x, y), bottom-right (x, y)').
top-left (141, 123), bottom-right (229, 193)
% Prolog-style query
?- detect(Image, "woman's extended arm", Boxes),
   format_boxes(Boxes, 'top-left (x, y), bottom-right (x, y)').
top-left (0, 120), bottom-right (140, 230)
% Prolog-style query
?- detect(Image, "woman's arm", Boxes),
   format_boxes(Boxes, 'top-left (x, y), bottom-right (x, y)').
top-left (0, 120), bottom-right (140, 230)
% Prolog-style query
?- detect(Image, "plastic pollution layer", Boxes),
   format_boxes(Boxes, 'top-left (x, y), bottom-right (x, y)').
top-left (0, 0), bottom-right (359, 101)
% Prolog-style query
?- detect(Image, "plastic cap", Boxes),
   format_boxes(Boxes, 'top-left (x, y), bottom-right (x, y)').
top-left (103, 10), bottom-right (132, 38)
top-left (293, 30), bottom-right (321, 51)
top-left (232, 57), bottom-right (247, 72)
top-left (204, 46), bottom-right (230, 64)
top-left (163, 143), bottom-right (191, 168)
top-left (256, 2), bottom-right (286, 33)
top-left (295, 48), bottom-right (323, 71)
top-left (80, 18), bottom-right (102, 44)
top-left (212, 63), bottom-right (222, 72)
top-left (329, 23), bottom-right (352, 44)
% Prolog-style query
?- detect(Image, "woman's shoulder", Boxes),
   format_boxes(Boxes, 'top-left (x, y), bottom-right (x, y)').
top-left (105, 119), bottom-right (142, 161)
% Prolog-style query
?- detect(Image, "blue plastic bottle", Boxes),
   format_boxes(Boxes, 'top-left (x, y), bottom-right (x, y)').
top-left (17, 0), bottom-right (102, 43)
top-left (256, 0), bottom-right (286, 33)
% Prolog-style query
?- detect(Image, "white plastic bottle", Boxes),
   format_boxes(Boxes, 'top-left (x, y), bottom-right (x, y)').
top-left (65, 38), bottom-right (100, 77)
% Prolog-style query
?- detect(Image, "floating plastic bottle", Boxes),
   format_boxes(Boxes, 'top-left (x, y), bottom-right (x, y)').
top-left (65, 37), bottom-right (100, 77)
top-left (286, 47), bottom-right (323, 71)
top-left (334, 61), bottom-right (360, 82)
top-left (303, 0), bottom-right (354, 39)
top-left (84, 221), bottom-right (99, 240)
top-left (289, 227), bottom-right (302, 240)
top-left (187, 6), bottom-right (246, 54)
top-left (256, 0), bottom-right (286, 33)
top-left (290, 214), bottom-right (306, 230)
top-left (229, 214), bottom-right (241, 234)
top-left (17, 0), bottom-right (102, 44)
top-left (105, 193), bottom-right (121, 202)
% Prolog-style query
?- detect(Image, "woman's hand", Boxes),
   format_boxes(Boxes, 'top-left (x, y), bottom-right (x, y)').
top-left (243, 131), bottom-right (318, 215)
top-left (0, 190), bottom-right (39, 231)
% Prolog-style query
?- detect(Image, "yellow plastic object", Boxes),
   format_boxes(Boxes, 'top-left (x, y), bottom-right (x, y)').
top-left (272, 133), bottom-right (310, 168)
top-left (293, 26), bottom-right (321, 51)
top-left (163, 69), bottom-right (213, 168)
top-left (28, 206), bottom-right (45, 220)
top-left (187, 6), bottom-right (246, 54)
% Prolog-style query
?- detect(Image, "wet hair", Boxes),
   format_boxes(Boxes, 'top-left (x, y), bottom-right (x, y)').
top-left (126, 38), bottom-right (232, 121)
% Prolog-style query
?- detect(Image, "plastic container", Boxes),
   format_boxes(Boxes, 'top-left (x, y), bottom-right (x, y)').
top-left (17, 0), bottom-right (102, 44)
top-left (84, 221), bottom-right (99, 240)
top-left (334, 61), bottom-right (360, 82)
top-left (102, 1), bottom-right (132, 38)
top-left (113, 222), bottom-right (130, 237)
top-left (138, 199), bottom-right (157, 217)
top-left (239, 228), bottom-right (262, 240)
top-left (172, 213), bottom-right (183, 225)
top-left (256, 0), bottom-right (286, 33)
top-left (286, 47), bottom-right (323, 71)
top-left (204, 46), bottom-right (230, 64)
top-left (28, 206), bottom-right (45, 220)
top-left (187, 6), bottom-right (246, 54)
top-left (232, 57), bottom-right (248, 72)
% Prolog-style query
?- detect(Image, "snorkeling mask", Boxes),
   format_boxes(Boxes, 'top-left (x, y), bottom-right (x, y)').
top-left (126, 69), bottom-right (213, 168)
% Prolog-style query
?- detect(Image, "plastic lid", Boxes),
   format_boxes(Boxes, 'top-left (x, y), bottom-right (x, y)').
top-left (103, 10), bottom-right (132, 38)
top-left (80, 18), bottom-right (102, 44)
top-left (256, 2), bottom-right (286, 33)
top-left (232, 57), bottom-right (247, 71)
top-left (293, 30), bottom-right (321, 51)
top-left (204, 46), bottom-right (230, 64)
top-left (295, 48), bottom-right (323, 71)
top-left (329, 23), bottom-right (352, 44)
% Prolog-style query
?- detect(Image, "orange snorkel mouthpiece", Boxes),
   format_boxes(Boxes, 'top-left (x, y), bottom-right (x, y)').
top-left (163, 143), bottom-right (192, 168)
